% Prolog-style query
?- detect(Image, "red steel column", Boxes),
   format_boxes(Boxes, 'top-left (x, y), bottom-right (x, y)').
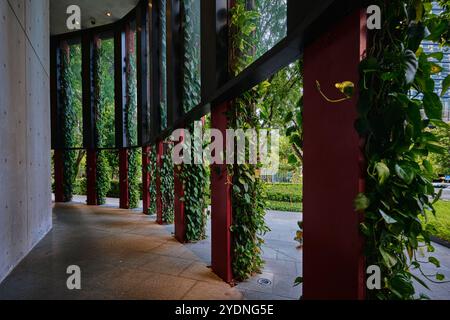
top-left (210, 102), bottom-right (233, 283)
top-left (303, 9), bottom-right (367, 300)
top-left (86, 150), bottom-right (97, 205)
top-left (156, 141), bottom-right (164, 224)
top-left (174, 132), bottom-right (185, 242)
top-left (119, 148), bottom-right (129, 209)
top-left (142, 146), bottom-right (151, 214)
top-left (54, 150), bottom-right (64, 202)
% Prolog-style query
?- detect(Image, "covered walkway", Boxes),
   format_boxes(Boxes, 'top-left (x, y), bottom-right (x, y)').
top-left (0, 202), bottom-right (302, 300)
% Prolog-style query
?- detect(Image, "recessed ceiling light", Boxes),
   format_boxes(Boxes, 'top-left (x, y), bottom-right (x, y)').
top-left (105, 12), bottom-right (112, 17)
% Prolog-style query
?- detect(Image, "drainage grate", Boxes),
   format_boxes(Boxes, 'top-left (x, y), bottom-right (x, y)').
top-left (257, 278), bottom-right (272, 287)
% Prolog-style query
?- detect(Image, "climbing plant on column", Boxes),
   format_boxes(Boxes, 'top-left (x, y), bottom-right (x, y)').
top-left (356, 0), bottom-right (450, 300)
top-left (125, 34), bottom-right (140, 209)
top-left (160, 143), bottom-right (174, 223)
top-left (93, 39), bottom-right (112, 205)
top-left (178, 0), bottom-right (209, 242)
top-left (60, 44), bottom-right (77, 202)
top-left (147, 146), bottom-right (157, 215)
top-left (228, 0), bottom-right (269, 281)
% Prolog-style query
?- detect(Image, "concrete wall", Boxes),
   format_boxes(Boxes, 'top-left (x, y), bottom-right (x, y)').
top-left (0, 0), bottom-right (51, 283)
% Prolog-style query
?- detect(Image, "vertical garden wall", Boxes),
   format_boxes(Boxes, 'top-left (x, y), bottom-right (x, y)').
top-left (178, 0), bottom-right (209, 242)
top-left (58, 42), bottom-right (83, 202)
top-left (146, 142), bottom-right (174, 223)
top-left (125, 24), bottom-right (141, 209)
top-left (160, 0), bottom-right (168, 130)
top-left (356, 0), bottom-right (450, 300)
top-left (227, 0), bottom-right (288, 280)
top-left (93, 37), bottom-right (115, 205)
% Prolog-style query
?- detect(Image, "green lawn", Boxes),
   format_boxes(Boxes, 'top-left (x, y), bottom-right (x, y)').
top-left (265, 183), bottom-right (302, 202)
top-left (264, 183), bottom-right (302, 212)
top-left (265, 200), bottom-right (302, 212)
top-left (426, 200), bottom-right (450, 243)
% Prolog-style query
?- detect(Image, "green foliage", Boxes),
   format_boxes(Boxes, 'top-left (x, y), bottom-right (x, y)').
top-left (178, 0), bottom-right (209, 242)
top-left (148, 147), bottom-right (157, 214)
top-left (422, 200), bottom-right (450, 243)
top-left (229, 0), bottom-right (270, 281)
top-left (125, 41), bottom-right (140, 209)
top-left (177, 125), bottom-right (209, 241)
top-left (128, 149), bottom-right (141, 208)
top-left (93, 40), bottom-right (113, 204)
top-left (59, 46), bottom-right (77, 201)
top-left (182, 0), bottom-right (201, 112)
top-left (96, 151), bottom-right (111, 205)
top-left (427, 125), bottom-right (450, 176)
top-left (265, 183), bottom-right (302, 202)
top-left (95, 39), bottom-right (115, 148)
top-left (160, 0), bottom-right (168, 129)
top-left (230, 0), bottom-right (287, 70)
top-left (160, 144), bottom-right (174, 223)
top-left (265, 200), bottom-right (302, 212)
top-left (357, 0), bottom-right (449, 300)
top-left (179, 161), bottom-right (209, 242)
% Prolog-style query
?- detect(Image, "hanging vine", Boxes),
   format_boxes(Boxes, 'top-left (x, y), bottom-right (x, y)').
top-left (229, 0), bottom-right (269, 281)
top-left (177, 0), bottom-right (209, 242)
top-left (356, 0), bottom-right (450, 300)
top-left (60, 44), bottom-right (77, 202)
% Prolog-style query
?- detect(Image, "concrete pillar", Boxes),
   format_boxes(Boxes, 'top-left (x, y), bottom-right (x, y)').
top-left (302, 9), bottom-right (367, 300)
top-left (210, 102), bottom-right (233, 283)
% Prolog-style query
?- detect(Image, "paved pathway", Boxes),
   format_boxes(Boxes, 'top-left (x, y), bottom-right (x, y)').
top-left (3, 195), bottom-right (448, 300)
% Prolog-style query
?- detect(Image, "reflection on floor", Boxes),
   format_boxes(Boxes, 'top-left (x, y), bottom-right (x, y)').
top-left (0, 201), bottom-right (302, 300)
top-left (173, 211), bottom-right (303, 300)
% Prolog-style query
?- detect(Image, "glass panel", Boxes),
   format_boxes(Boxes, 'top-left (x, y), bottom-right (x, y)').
top-left (95, 37), bottom-right (115, 148)
top-left (125, 22), bottom-right (138, 147)
top-left (160, 0), bottom-right (168, 130)
top-left (68, 42), bottom-right (83, 148)
top-left (231, 0), bottom-right (287, 73)
top-left (182, 0), bottom-right (201, 112)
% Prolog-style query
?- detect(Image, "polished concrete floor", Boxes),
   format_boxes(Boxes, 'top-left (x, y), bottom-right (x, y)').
top-left (0, 201), bottom-right (302, 300)
top-left (3, 198), bottom-right (448, 300)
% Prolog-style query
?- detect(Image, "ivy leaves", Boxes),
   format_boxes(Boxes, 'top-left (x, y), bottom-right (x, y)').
top-left (179, 0), bottom-right (208, 242)
top-left (356, 0), bottom-right (449, 300)
top-left (147, 147), bottom-right (157, 215)
top-left (59, 46), bottom-right (77, 201)
top-left (423, 92), bottom-right (443, 120)
top-left (229, 0), bottom-right (270, 281)
top-left (160, 145), bottom-right (175, 224)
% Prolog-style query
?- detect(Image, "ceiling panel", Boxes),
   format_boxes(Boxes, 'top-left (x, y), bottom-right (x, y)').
top-left (50, 0), bottom-right (140, 35)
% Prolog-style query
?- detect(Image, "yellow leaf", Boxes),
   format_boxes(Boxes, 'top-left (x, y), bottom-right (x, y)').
top-left (335, 81), bottom-right (355, 98)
